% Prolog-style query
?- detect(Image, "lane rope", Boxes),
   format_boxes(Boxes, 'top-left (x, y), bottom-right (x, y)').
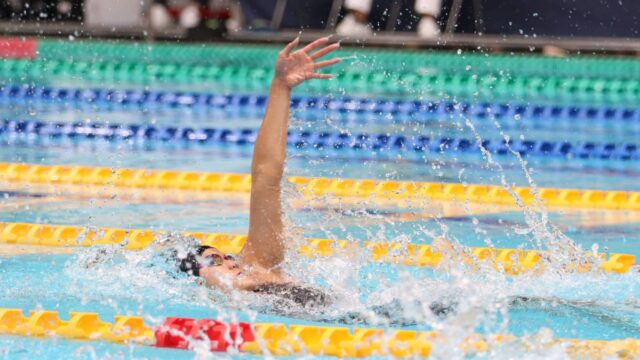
top-left (1, 85), bottom-right (640, 121)
top-left (30, 37), bottom-right (640, 80)
top-left (0, 222), bottom-right (634, 274)
top-left (0, 162), bottom-right (639, 211)
top-left (2, 119), bottom-right (638, 161)
top-left (1, 307), bottom-right (638, 358)
top-left (2, 60), bottom-right (640, 104)
top-left (0, 308), bottom-right (153, 343)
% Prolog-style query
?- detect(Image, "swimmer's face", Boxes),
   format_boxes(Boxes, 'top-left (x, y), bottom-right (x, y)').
top-left (198, 248), bottom-right (246, 290)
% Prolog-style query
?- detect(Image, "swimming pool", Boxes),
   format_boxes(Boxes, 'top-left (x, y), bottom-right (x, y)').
top-left (0, 39), bottom-right (638, 359)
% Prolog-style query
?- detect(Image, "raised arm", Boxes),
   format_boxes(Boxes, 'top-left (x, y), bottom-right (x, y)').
top-left (239, 37), bottom-right (341, 270)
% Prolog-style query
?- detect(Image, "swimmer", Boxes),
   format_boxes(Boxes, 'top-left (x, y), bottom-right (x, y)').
top-left (177, 36), bottom-right (341, 307)
top-left (173, 37), bottom-right (620, 320)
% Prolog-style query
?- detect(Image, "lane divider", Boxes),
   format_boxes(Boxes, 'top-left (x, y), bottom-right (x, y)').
top-left (1, 308), bottom-right (638, 358)
top-left (11, 100), bottom-right (640, 132)
top-left (32, 37), bottom-right (640, 80)
top-left (0, 308), bottom-right (153, 343)
top-left (1, 162), bottom-right (639, 211)
top-left (2, 85), bottom-right (640, 122)
top-left (2, 120), bottom-right (638, 161)
top-left (0, 222), bottom-right (634, 274)
top-left (2, 60), bottom-right (640, 105)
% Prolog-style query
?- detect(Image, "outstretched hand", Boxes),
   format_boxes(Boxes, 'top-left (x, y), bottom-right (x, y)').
top-left (274, 36), bottom-right (341, 89)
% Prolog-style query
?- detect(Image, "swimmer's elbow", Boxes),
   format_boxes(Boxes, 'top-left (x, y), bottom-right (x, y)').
top-left (252, 163), bottom-right (284, 187)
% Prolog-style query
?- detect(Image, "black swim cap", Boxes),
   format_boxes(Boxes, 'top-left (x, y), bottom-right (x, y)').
top-left (177, 245), bottom-right (212, 277)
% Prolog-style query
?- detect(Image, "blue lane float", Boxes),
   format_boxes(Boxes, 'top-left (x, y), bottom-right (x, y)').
top-left (1, 84), bottom-right (640, 122)
top-left (2, 120), bottom-right (638, 160)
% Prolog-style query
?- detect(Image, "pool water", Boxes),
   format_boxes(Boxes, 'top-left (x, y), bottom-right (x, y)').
top-left (0, 43), bottom-right (639, 359)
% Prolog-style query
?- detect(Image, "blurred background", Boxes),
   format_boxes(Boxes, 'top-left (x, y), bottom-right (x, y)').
top-left (0, 0), bottom-right (639, 53)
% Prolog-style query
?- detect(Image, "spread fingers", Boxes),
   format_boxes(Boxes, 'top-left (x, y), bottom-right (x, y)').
top-left (300, 36), bottom-right (331, 54)
top-left (309, 73), bottom-right (333, 79)
top-left (310, 43), bottom-right (340, 60)
top-left (314, 58), bottom-right (342, 69)
top-left (281, 37), bottom-right (300, 56)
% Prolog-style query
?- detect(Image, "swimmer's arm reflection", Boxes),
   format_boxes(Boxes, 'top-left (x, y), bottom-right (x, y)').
top-left (198, 37), bottom-right (342, 291)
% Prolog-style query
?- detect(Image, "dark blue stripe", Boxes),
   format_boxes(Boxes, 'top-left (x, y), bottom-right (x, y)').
top-left (1, 85), bottom-right (640, 121)
top-left (2, 120), bottom-right (638, 160)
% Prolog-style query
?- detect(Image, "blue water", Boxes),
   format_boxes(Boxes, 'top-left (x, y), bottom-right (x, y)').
top-left (1, 63), bottom-right (640, 358)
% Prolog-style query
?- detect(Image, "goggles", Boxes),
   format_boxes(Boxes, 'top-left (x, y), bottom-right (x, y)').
top-left (199, 253), bottom-right (236, 268)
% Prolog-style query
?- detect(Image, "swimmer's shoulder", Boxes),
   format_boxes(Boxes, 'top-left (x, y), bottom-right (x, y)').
top-left (253, 282), bottom-right (333, 307)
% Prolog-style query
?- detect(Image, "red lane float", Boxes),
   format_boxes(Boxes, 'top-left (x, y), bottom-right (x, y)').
top-left (0, 37), bottom-right (37, 59)
top-left (154, 317), bottom-right (254, 352)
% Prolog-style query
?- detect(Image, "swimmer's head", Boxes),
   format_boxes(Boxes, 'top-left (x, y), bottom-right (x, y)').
top-left (177, 246), bottom-right (332, 307)
top-left (177, 245), bottom-right (245, 289)
top-left (179, 246), bottom-right (240, 280)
